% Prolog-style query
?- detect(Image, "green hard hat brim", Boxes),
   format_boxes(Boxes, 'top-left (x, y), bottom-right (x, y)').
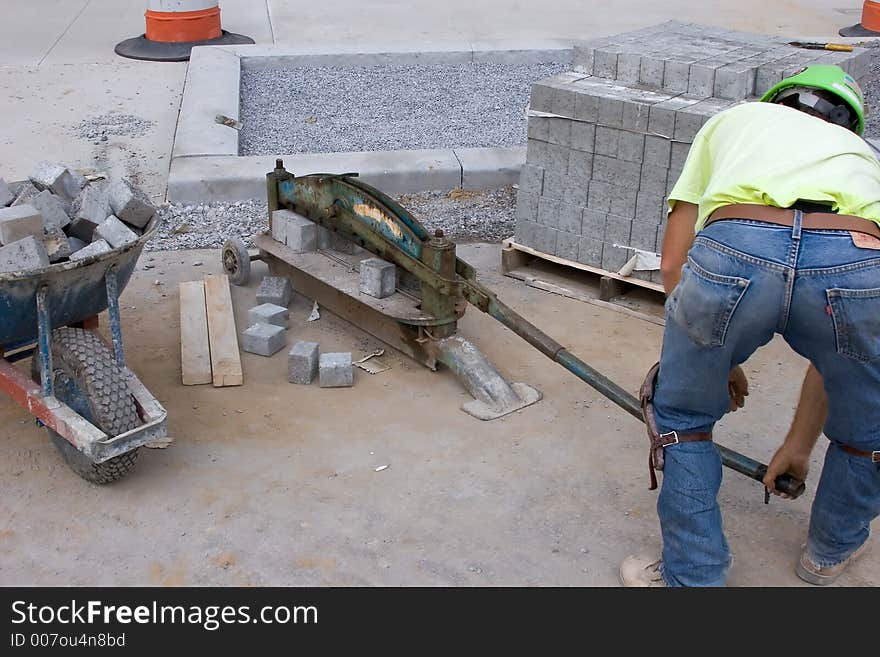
top-left (760, 65), bottom-right (865, 136)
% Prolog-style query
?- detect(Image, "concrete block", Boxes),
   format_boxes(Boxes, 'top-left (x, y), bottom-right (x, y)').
top-left (519, 165), bottom-right (544, 196)
top-left (621, 101), bottom-right (651, 133)
top-left (557, 202), bottom-right (582, 234)
top-left (68, 237), bottom-right (87, 253)
top-left (533, 225), bottom-right (558, 255)
top-left (547, 118), bottom-right (571, 146)
top-left (242, 323), bottom-right (287, 357)
top-left (581, 209), bottom-right (606, 240)
top-left (636, 192), bottom-right (666, 224)
top-left (360, 257), bottom-right (397, 298)
top-left (592, 47), bottom-right (620, 79)
top-left (537, 197), bottom-right (560, 228)
top-left (595, 126), bottom-right (619, 157)
top-left (29, 162), bottom-right (82, 202)
top-left (609, 185), bottom-right (637, 219)
top-left (274, 209), bottom-right (317, 253)
top-left (587, 180), bottom-right (612, 213)
top-left (288, 341), bottom-right (319, 384)
top-left (43, 226), bottom-right (71, 263)
top-left (257, 276), bottom-right (292, 307)
top-left (319, 352), bottom-right (354, 388)
top-left (529, 81), bottom-right (554, 113)
top-left (670, 141), bottom-right (692, 171)
top-left (271, 209), bottom-right (288, 244)
top-left (644, 136), bottom-right (672, 168)
top-left (527, 116), bottom-right (551, 142)
top-left (568, 149), bottom-right (593, 180)
top-left (655, 221), bottom-right (668, 251)
top-left (648, 96), bottom-right (702, 138)
top-left (618, 130), bottom-right (645, 163)
top-left (577, 236), bottom-right (604, 266)
top-left (545, 169), bottom-right (569, 199)
top-left (249, 302), bottom-right (290, 328)
top-left (0, 236), bottom-right (50, 273)
top-left (604, 213), bottom-right (632, 245)
top-left (602, 242), bottom-right (631, 273)
top-left (556, 231), bottom-right (579, 261)
top-left (0, 178), bottom-right (12, 207)
top-left (639, 163), bottom-right (668, 196)
top-left (673, 107), bottom-right (705, 143)
top-left (598, 96), bottom-right (624, 128)
top-left (630, 218), bottom-right (660, 251)
top-left (571, 46), bottom-right (595, 74)
top-left (527, 141), bottom-right (568, 173)
top-left (108, 178), bottom-right (155, 229)
top-left (95, 215), bottom-right (138, 248)
top-left (73, 184), bottom-right (110, 227)
top-left (30, 190), bottom-right (70, 230)
top-left (617, 52), bottom-right (642, 83)
top-left (552, 85), bottom-right (578, 119)
top-left (639, 56), bottom-right (666, 87)
top-left (515, 219), bottom-right (539, 246)
top-left (69, 238), bottom-right (112, 262)
top-left (515, 191), bottom-right (539, 222)
top-left (573, 93), bottom-right (599, 123)
top-left (562, 176), bottom-right (589, 206)
top-left (663, 59), bottom-right (691, 93)
top-left (0, 205), bottom-right (44, 245)
top-left (570, 122), bottom-right (596, 152)
top-left (11, 182), bottom-right (39, 207)
top-left (713, 64), bottom-right (755, 100)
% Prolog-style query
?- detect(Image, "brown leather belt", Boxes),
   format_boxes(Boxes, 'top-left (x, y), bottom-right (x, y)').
top-left (837, 443), bottom-right (880, 463)
top-left (659, 431), bottom-right (713, 447)
top-left (704, 203), bottom-right (880, 241)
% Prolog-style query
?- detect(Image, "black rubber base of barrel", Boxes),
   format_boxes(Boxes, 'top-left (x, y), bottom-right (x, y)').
top-left (839, 23), bottom-right (880, 37)
top-left (115, 31), bottom-right (254, 62)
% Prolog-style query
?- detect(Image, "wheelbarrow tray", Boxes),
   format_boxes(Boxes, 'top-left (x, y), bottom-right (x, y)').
top-left (0, 214), bottom-right (167, 463)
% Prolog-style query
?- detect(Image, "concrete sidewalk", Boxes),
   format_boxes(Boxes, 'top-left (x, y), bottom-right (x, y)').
top-left (0, 1), bottom-right (865, 201)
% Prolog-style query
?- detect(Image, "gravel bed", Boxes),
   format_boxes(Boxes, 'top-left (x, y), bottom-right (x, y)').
top-left (148, 187), bottom-right (517, 251)
top-left (239, 62), bottom-right (569, 155)
top-left (72, 112), bottom-right (155, 142)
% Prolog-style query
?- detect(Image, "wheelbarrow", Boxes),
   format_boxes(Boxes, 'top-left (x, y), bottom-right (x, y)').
top-left (0, 213), bottom-right (167, 484)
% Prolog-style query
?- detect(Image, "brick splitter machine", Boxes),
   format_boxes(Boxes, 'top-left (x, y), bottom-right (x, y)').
top-left (0, 214), bottom-right (167, 484)
top-left (221, 160), bottom-right (804, 499)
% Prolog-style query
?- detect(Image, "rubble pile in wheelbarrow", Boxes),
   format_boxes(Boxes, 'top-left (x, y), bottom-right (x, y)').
top-left (0, 162), bottom-right (167, 485)
top-left (0, 162), bottom-right (153, 272)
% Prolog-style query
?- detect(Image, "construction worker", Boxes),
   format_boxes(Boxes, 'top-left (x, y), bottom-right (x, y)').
top-left (620, 65), bottom-right (880, 586)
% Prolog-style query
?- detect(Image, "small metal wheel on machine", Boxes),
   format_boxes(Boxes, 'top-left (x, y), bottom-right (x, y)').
top-left (222, 238), bottom-right (251, 286)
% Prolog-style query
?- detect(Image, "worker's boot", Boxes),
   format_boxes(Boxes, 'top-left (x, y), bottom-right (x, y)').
top-left (619, 555), bottom-right (666, 587)
top-left (796, 541), bottom-right (870, 586)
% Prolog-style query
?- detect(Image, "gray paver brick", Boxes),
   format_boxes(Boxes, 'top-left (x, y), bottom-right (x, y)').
top-left (95, 215), bottom-right (139, 248)
top-left (242, 323), bottom-right (287, 357)
top-left (618, 130), bottom-right (646, 163)
top-left (595, 126), bottom-right (619, 157)
top-left (581, 210), bottom-right (607, 240)
top-left (359, 257), bottom-right (397, 299)
top-left (519, 165), bottom-right (545, 195)
top-left (570, 122), bottom-right (596, 152)
top-left (249, 303), bottom-right (290, 328)
top-left (0, 235), bottom-right (49, 273)
top-left (568, 150), bottom-right (593, 180)
top-left (30, 190), bottom-right (70, 230)
top-left (577, 236), bottom-right (604, 266)
top-left (556, 231), bottom-right (580, 261)
top-left (319, 352), bottom-right (354, 388)
top-left (557, 202), bottom-right (583, 234)
top-left (0, 205), bottom-right (44, 245)
top-left (537, 196), bottom-right (560, 228)
top-left (257, 276), bottom-right (292, 307)
top-left (288, 341), bottom-right (319, 384)
top-left (515, 191), bottom-right (539, 222)
top-left (587, 180), bottom-right (613, 213)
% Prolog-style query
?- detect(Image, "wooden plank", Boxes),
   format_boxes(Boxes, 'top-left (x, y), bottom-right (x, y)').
top-left (501, 238), bottom-right (664, 293)
top-left (203, 274), bottom-right (243, 387)
top-left (178, 280), bottom-right (212, 385)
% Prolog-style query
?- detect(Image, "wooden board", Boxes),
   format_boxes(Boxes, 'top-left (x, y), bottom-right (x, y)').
top-left (203, 274), bottom-right (243, 387)
top-left (178, 281), bottom-right (212, 385)
top-left (501, 239), bottom-right (664, 294)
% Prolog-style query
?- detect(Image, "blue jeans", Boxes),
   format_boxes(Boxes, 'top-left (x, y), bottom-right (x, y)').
top-left (653, 212), bottom-right (880, 586)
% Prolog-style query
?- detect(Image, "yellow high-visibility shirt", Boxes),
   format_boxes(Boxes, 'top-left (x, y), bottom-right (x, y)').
top-left (667, 101), bottom-right (880, 232)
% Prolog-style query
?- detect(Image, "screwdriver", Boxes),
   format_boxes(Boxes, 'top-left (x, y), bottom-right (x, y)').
top-left (788, 41), bottom-right (854, 52)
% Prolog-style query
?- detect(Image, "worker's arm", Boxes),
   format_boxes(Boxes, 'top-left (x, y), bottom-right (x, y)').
top-left (763, 363), bottom-right (827, 497)
top-left (659, 201), bottom-right (698, 294)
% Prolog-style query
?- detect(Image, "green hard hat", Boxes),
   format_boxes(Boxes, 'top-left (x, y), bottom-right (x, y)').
top-left (761, 65), bottom-right (865, 135)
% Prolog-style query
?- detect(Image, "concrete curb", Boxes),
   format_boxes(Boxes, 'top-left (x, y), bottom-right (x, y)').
top-left (167, 43), bottom-right (570, 203)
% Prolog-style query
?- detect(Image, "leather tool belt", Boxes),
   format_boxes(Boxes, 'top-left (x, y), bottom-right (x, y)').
top-left (704, 203), bottom-right (880, 241)
top-left (639, 362), bottom-right (713, 490)
top-left (837, 442), bottom-right (880, 463)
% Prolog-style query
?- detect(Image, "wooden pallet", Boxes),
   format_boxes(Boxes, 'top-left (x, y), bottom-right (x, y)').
top-left (501, 239), bottom-right (664, 301)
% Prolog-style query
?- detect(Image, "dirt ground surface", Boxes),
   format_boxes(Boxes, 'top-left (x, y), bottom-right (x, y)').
top-left (1, 243), bottom-right (876, 587)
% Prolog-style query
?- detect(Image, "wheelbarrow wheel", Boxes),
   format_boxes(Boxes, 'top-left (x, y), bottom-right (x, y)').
top-left (222, 237), bottom-right (251, 286)
top-left (31, 327), bottom-right (141, 485)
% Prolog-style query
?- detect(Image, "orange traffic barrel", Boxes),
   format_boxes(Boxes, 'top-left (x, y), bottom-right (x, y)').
top-left (840, 1), bottom-right (880, 36)
top-left (116, 1), bottom-right (253, 62)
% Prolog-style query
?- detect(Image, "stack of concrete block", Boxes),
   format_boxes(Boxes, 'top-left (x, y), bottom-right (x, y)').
top-left (244, 278), bottom-right (293, 357)
top-left (0, 163), bottom-right (156, 274)
top-left (515, 21), bottom-right (870, 282)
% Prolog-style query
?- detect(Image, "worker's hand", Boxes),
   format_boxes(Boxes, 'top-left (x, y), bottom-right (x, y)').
top-left (727, 365), bottom-right (748, 412)
top-left (763, 442), bottom-right (811, 499)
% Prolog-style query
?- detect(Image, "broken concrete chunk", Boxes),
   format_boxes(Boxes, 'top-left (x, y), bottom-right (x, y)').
top-left (68, 238), bottom-right (112, 262)
top-left (67, 236), bottom-right (88, 252)
top-left (29, 161), bottom-right (82, 202)
top-left (0, 178), bottom-right (12, 207)
top-left (43, 226), bottom-right (72, 262)
top-left (359, 257), bottom-right (397, 299)
top-left (108, 178), bottom-right (155, 228)
top-left (288, 341), bottom-right (319, 384)
top-left (248, 302), bottom-right (289, 328)
top-left (10, 181), bottom-right (39, 207)
top-left (73, 184), bottom-right (110, 225)
top-left (241, 323), bottom-right (287, 357)
top-left (95, 215), bottom-right (138, 248)
top-left (30, 190), bottom-right (70, 230)
top-left (319, 352), bottom-right (354, 388)
top-left (0, 236), bottom-right (50, 273)
top-left (256, 276), bottom-right (292, 307)
top-left (0, 204), bottom-right (44, 245)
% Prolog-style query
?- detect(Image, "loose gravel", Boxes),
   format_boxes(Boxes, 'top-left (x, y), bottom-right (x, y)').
top-left (856, 41), bottom-right (880, 140)
top-left (73, 112), bottom-right (155, 142)
top-left (239, 62), bottom-right (569, 155)
top-left (148, 187), bottom-right (517, 251)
